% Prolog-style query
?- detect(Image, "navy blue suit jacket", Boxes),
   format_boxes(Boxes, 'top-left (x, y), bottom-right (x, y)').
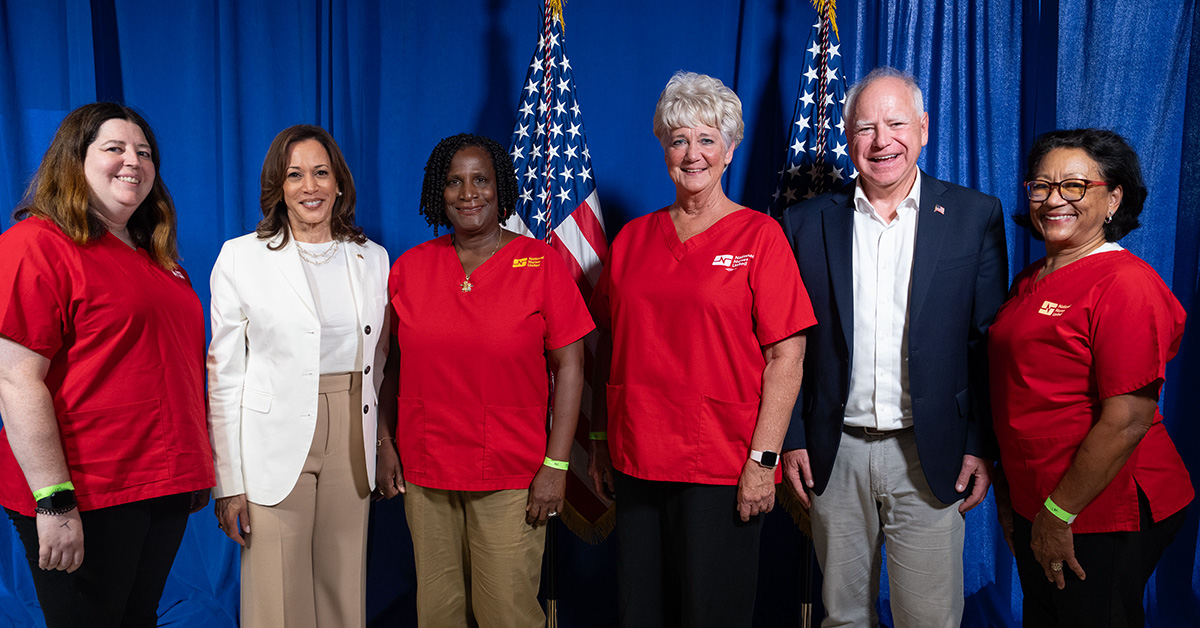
top-left (781, 171), bottom-right (1008, 504)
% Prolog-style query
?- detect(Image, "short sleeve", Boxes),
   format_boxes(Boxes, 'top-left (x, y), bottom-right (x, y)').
top-left (746, 219), bottom-right (816, 345)
top-left (542, 252), bottom-right (596, 350)
top-left (1091, 265), bottom-right (1185, 399)
top-left (0, 222), bottom-right (72, 359)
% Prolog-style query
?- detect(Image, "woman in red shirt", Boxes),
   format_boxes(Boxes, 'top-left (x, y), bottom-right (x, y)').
top-left (375, 134), bottom-right (593, 627)
top-left (588, 71), bottom-right (815, 627)
top-left (990, 129), bottom-right (1191, 626)
top-left (0, 103), bottom-right (213, 627)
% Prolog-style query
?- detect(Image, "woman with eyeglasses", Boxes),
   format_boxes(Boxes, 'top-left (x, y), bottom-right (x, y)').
top-left (988, 128), bottom-right (1191, 627)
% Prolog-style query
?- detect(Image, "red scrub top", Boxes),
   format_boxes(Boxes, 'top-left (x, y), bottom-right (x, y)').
top-left (0, 217), bottom-right (214, 516)
top-left (989, 250), bottom-right (1191, 533)
top-left (591, 208), bottom-right (815, 485)
top-left (388, 235), bottom-right (594, 491)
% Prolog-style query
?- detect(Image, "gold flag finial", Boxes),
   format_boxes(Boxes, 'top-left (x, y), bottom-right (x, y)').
top-left (812, 0), bottom-right (839, 41)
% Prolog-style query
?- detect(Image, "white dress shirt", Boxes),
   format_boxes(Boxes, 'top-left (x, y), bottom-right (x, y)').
top-left (844, 175), bottom-right (921, 430)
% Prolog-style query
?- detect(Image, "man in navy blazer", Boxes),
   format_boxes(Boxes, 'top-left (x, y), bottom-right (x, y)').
top-left (781, 67), bottom-right (1008, 627)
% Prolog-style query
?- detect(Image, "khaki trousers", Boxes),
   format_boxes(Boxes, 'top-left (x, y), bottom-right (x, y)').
top-left (242, 372), bottom-right (371, 628)
top-left (404, 484), bottom-right (547, 628)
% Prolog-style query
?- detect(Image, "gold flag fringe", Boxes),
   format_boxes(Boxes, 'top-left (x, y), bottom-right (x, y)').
top-left (559, 497), bottom-right (616, 545)
top-left (777, 480), bottom-right (814, 538)
top-left (548, 0), bottom-right (564, 27)
top-left (812, 0), bottom-right (839, 41)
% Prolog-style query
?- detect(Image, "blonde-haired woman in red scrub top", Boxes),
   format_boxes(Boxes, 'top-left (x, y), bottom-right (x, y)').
top-left (587, 71), bottom-right (816, 627)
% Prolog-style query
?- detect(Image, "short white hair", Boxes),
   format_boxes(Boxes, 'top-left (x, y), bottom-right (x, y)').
top-left (844, 66), bottom-right (925, 123)
top-left (652, 71), bottom-right (744, 148)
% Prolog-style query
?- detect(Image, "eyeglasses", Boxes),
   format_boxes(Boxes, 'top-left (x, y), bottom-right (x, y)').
top-left (1024, 179), bottom-right (1108, 202)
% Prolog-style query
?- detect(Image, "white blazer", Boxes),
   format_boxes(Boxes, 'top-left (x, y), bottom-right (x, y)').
top-left (206, 231), bottom-right (390, 505)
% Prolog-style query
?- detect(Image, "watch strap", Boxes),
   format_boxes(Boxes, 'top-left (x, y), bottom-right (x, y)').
top-left (749, 449), bottom-right (780, 468)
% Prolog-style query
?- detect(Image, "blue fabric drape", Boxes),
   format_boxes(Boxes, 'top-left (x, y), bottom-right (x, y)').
top-left (0, 1), bottom-right (1196, 626)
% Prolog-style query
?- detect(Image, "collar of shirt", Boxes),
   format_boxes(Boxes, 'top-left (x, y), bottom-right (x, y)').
top-left (852, 172), bottom-right (922, 225)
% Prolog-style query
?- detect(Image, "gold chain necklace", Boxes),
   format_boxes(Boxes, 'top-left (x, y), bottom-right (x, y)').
top-left (456, 233), bottom-right (502, 293)
top-left (297, 240), bottom-right (340, 266)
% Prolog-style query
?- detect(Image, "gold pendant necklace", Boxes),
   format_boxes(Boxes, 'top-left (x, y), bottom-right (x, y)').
top-left (456, 232), bottom-right (502, 294)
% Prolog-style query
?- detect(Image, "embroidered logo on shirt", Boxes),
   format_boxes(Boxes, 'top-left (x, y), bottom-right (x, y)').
top-left (712, 254), bottom-right (754, 272)
top-left (512, 256), bottom-right (544, 268)
top-left (1037, 300), bottom-right (1070, 316)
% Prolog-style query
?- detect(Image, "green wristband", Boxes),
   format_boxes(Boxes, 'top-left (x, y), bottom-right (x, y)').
top-left (33, 481), bottom-right (75, 501)
top-left (1044, 496), bottom-right (1077, 524)
top-left (588, 431), bottom-right (608, 441)
top-left (543, 456), bottom-right (570, 471)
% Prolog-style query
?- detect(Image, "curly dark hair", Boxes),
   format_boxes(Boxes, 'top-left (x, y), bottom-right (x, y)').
top-left (15, 102), bottom-right (181, 269)
top-left (257, 124), bottom-right (365, 250)
top-left (1016, 128), bottom-right (1146, 242)
top-left (419, 133), bottom-right (517, 234)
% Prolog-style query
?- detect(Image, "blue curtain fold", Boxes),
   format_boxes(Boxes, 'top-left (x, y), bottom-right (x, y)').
top-left (0, 1), bottom-right (1196, 626)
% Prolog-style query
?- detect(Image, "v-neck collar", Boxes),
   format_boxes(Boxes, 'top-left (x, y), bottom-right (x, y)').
top-left (1023, 249), bottom-right (1126, 296)
top-left (446, 234), bottom-right (515, 292)
top-left (655, 207), bottom-right (749, 261)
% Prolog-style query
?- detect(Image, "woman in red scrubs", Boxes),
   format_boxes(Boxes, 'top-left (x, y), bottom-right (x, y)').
top-left (0, 103), bottom-right (213, 627)
top-left (587, 71), bottom-right (815, 627)
top-left (375, 133), bottom-right (593, 627)
top-left (990, 129), bottom-right (1191, 627)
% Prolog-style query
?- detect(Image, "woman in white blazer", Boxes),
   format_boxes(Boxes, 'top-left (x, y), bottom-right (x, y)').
top-left (206, 125), bottom-right (389, 628)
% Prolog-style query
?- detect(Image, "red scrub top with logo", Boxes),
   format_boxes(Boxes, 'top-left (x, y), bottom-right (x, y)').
top-left (989, 250), bottom-right (1191, 533)
top-left (0, 217), bottom-right (214, 516)
top-left (591, 208), bottom-right (815, 485)
top-left (388, 235), bottom-right (594, 491)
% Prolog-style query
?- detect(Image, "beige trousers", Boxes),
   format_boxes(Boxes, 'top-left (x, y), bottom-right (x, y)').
top-left (404, 484), bottom-right (547, 628)
top-left (241, 372), bottom-right (371, 628)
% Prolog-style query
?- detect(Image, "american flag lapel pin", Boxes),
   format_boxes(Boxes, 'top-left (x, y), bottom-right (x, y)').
top-left (934, 204), bottom-right (945, 215)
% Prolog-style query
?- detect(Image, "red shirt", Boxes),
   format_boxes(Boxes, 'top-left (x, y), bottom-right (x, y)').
top-left (989, 250), bottom-right (1191, 533)
top-left (592, 208), bottom-right (815, 484)
top-left (388, 235), bottom-right (594, 491)
top-left (0, 218), bottom-right (214, 515)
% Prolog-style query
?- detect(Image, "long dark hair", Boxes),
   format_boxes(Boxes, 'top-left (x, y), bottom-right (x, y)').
top-left (256, 124), bottom-right (365, 249)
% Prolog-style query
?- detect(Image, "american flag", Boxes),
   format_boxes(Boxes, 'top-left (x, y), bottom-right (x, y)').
top-left (503, 0), bottom-right (612, 541)
top-left (771, 0), bottom-right (854, 217)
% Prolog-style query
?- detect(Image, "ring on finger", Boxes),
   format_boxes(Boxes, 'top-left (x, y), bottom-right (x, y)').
top-left (1050, 561), bottom-right (1063, 572)
top-left (548, 511), bottom-right (559, 517)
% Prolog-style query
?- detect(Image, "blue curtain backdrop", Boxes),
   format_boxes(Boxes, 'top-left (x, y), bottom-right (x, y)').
top-left (0, 0), bottom-right (1195, 626)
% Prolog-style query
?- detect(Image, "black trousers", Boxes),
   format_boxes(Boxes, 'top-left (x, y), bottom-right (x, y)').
top-left (1013, 490), bottom-right (1186, 628)
top-left (6, 492), bottom-right (191, 628)
top-left (614, 471), bottom-right (764, 628)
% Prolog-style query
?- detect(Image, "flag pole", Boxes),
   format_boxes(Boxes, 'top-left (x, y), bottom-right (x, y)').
top-left (801, 534), bottom-right (813, 628)
top-left (546, 517), bottom-right (558, 627)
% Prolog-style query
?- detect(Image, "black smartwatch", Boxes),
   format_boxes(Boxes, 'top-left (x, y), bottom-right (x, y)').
top-left (35, 489), bottom-right (77, 516)
top-left (750, 449), bottom-right (780, 469)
